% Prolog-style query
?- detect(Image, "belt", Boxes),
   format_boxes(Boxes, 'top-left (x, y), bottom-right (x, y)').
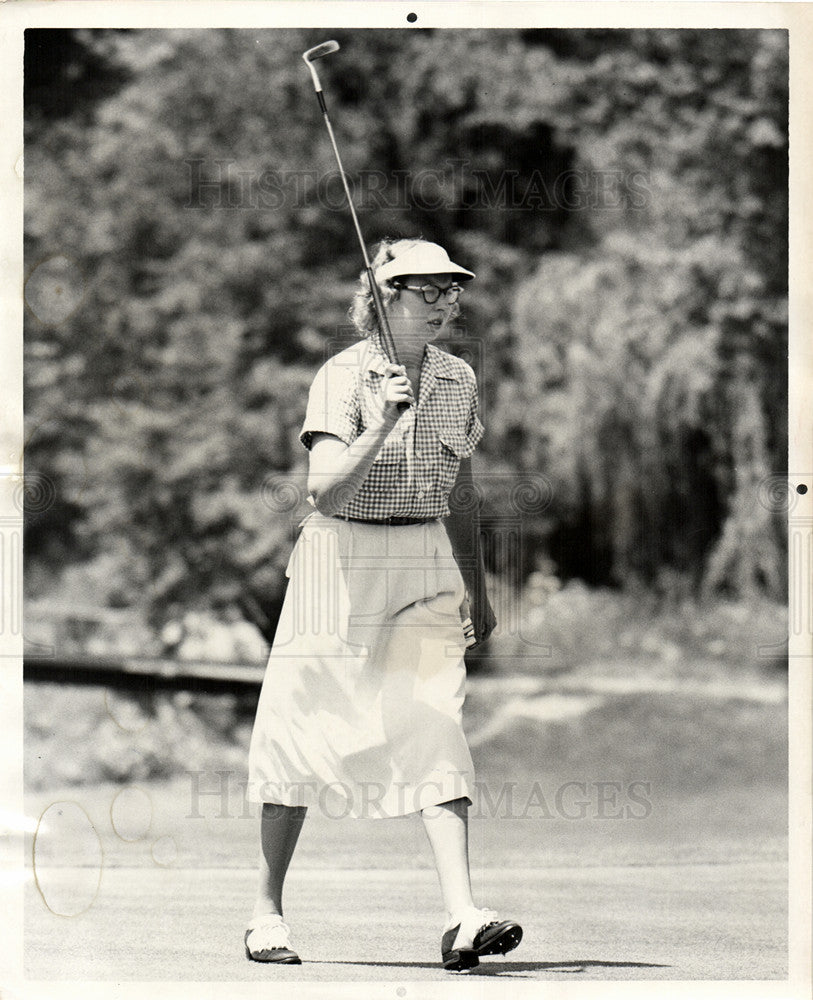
top-left (335, 514), bottom-right (435, 526)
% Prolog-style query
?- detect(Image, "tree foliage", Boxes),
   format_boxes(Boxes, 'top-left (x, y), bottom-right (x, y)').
top-left (23, 28), bottom-right (788, 640)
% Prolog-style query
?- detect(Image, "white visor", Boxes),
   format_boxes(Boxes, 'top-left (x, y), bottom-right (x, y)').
top-left (375, 242), bottom-right (475, 283)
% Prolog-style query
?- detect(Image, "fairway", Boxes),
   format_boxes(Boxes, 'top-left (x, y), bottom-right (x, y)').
top-left (21, 680), bottom-right (789, 984)
top-left (24, 860), bottom-right (786, 981)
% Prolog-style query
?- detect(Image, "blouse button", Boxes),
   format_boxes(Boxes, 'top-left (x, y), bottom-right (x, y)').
top-left (417, 490), bottom-right (425, 499)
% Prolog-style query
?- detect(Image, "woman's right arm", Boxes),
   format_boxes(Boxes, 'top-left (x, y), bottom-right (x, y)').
top-left (307, 365), bottom-right (413, 515)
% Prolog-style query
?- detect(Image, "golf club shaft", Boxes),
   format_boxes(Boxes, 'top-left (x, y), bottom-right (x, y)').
top-left (304, 58), bottom-right (401, 368)
top-left (318, 110), bottom-right (400, 368)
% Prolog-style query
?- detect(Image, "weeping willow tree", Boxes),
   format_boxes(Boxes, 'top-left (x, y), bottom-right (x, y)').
top-left (500, 24), bottom-right (787, 600)
top-left (510, 243), bottom-right (786, 598)
top-left (505, 240), bottom-right (723, 594)
top-left (467, 28), bottom-right (787, 601)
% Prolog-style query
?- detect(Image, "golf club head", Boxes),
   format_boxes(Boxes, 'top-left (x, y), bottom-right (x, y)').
top-left (303, 40), bottom-right (340, 93)
top-left (302, 40), bottom-right (340, 64)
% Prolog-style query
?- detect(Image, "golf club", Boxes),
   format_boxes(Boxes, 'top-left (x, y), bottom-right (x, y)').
top-left (302, 40), bottom-right (403, 374)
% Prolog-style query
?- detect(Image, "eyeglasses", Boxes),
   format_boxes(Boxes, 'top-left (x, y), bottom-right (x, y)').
top-left (395, 282), bottom-right (463, 305)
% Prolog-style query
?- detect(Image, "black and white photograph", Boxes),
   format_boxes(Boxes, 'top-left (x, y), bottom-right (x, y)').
top-left (1, 1), bottom-right (811, 995)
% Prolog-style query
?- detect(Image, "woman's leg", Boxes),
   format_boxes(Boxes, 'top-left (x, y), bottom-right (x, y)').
top-left (252, 803), bottom-right (307, 920)
top-left (422, 796), bottom-right (523, 970)
top-left (420, 797), bottom-right (475, 919)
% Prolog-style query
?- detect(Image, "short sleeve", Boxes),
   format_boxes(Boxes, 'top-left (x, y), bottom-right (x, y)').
top-left (465, 377), bottom-right (485, 454)
top-left (299, 360), bottom-right (360, 450)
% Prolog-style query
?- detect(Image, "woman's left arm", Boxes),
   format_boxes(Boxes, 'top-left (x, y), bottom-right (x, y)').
top-left (444, 458), bottom-right (497, 646)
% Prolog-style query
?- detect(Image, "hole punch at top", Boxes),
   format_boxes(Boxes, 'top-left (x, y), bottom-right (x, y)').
top-left (407, 12), bottom-right (418, 22)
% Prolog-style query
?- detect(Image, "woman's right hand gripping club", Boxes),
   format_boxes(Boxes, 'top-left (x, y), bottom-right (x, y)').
top-left (375, 363), bottom-right (414, 423)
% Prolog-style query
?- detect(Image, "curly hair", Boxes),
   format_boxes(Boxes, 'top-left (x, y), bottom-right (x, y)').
top-left (348, 236), bottom-right (430, 337)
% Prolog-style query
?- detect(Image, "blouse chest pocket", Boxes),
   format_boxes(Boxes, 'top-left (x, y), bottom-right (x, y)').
top-left (436, 428), bottom-right (469, 495)
top-left (438, 428), bottom-right (469, 458)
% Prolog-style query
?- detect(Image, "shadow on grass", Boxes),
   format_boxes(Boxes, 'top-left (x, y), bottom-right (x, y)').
top-left (320, 959), bottom-right (671, 975)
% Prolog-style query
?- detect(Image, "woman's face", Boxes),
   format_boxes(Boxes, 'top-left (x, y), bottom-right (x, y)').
top-left (386, 272), bottom-right (461, 342)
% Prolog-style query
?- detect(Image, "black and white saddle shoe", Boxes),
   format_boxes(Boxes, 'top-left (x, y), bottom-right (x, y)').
top-left (441, 906), bottom-right (523, 971)
top-left (244, 913), bottom-right (302, 964)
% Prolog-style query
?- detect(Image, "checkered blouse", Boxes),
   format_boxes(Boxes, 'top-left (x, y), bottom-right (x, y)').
top-left (300, 336), bottom-right (484, 520)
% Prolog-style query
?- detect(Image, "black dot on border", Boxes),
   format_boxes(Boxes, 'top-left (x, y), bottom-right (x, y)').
top-left (407, 12), bottom-right (418, 22)
top-left (797, 484), bottom-right (808, 495)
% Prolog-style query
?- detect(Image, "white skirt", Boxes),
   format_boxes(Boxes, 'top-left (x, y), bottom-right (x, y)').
top-left (247, 512), bottom-right (474, 818)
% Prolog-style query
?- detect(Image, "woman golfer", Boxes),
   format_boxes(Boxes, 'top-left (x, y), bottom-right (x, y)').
top-left (245, 237), bottom-right (522, 971)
